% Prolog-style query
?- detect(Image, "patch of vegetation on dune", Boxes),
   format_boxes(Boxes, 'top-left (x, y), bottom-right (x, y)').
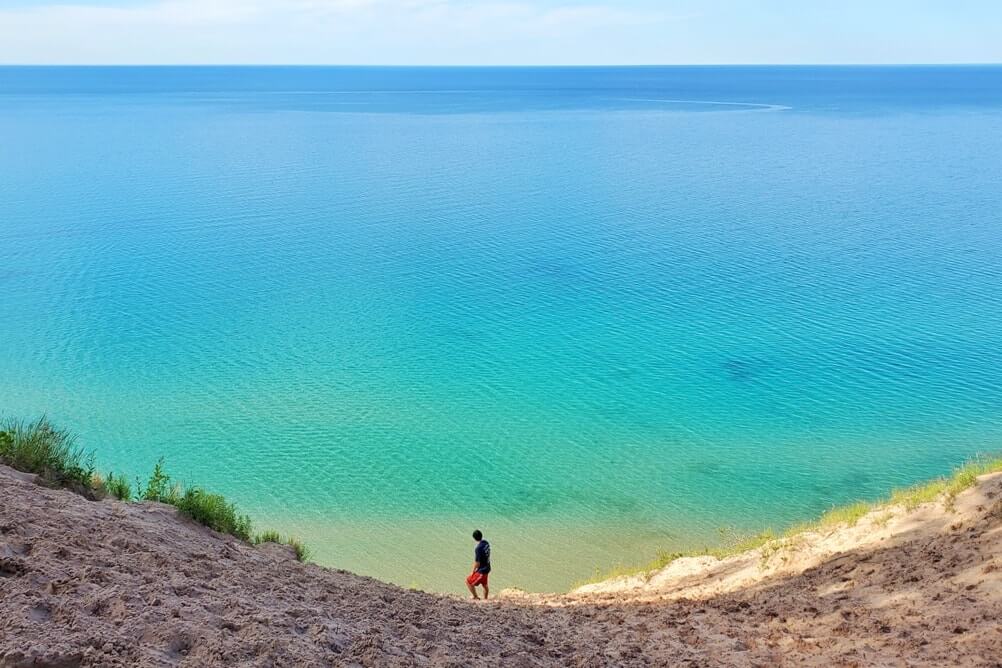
top-left (254, 530), bottom-right (312, 562)
top-left (579, 454), bottom-right (1002, 588)
top-left (0, 416), bottom-right (309, 562)
top-left (99, 471), bottom-right (133, 501)
top-left (0, 416), bottom-right (95, 494)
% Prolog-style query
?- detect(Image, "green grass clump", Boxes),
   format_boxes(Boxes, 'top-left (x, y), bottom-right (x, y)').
top-left (649, 548), bottom-right (685, 570)
top-left (818, 501), bottom-right (873, 529)
top-left (254, 530), bottom-right (311, 562)
top-left (175, 487), bottom-right (253, 542)
top-left (943, 455), bottom-right (1002, 507)
top-left (885, 455), bottom-right (1002, 512)
top-left (285, 536), bottom-right (311, 562)
top-left (0, 416), bottom-right (94, 491)
top-left (104, 471), bottom-right (133, 501)
top-left (255, 530), bottom-right (282, 544)
top-left (889, 478), bottom-right (945, 511)
top-left (782, 500), bottom-right (878, 538)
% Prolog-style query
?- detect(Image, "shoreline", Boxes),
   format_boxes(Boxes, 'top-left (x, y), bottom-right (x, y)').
top-left (4, 415), bottom-right (1001, 595)
top-left (2, 450), bottom-right (1000, 664)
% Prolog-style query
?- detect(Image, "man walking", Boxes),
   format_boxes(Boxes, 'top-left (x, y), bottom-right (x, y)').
top-left (466, 529), bottom-right (491, 600)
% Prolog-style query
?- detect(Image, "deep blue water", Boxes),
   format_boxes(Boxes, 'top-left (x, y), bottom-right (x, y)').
top-left (2, 66), bottom-right (1002, 592)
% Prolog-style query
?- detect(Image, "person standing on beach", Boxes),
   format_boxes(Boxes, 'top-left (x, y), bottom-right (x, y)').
top-left (466, 530), bottom-right (491, 600)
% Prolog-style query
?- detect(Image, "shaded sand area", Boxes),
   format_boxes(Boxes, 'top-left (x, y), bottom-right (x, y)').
top-left (2, 463), bottom-right (1001, 667)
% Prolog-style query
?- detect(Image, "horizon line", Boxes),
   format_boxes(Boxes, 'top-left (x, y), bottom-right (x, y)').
top-left (2, 62), bottom-right (1001, 68)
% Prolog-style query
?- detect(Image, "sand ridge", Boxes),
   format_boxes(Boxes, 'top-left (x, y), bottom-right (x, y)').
top-left (2, 464), bottom-right (1001, 666)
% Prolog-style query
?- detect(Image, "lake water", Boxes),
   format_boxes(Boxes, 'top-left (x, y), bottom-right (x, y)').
top-left (2, 66), bottom-right (1002, 593)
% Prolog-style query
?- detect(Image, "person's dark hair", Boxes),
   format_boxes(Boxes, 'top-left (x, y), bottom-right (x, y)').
top-left (472, 529), bottom-right (483, 541)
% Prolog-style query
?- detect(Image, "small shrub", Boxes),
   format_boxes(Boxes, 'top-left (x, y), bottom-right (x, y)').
top-left (140, 458), bottom-right (172, 502)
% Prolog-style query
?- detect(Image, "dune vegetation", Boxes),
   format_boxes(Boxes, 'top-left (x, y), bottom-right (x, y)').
top-left (581, 453), bottom-right (1002, 586)
top-left (0, 415), bottom-right (309, 562)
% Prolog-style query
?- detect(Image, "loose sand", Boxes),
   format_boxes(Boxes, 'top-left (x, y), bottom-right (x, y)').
top-left (2, 463), bottom-right (1000, 666)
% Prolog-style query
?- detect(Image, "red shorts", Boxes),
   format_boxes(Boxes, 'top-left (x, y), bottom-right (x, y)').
top-left (466, 571), bottom-right (489, 587)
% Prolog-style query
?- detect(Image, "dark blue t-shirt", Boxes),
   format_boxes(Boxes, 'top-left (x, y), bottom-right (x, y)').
top-left (474, 540), bottom-right (491, 574)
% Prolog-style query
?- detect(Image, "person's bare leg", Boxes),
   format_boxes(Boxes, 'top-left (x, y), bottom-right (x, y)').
top-left (482, 584), bottom-right (489, 600)
top-left (467, 582), bottom-right (479, 599)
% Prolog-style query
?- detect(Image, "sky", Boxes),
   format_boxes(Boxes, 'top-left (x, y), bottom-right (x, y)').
top-left (0, 0), bottom-right (1000, 65)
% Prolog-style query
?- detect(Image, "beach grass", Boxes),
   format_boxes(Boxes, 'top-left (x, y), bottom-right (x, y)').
top-left (0, 416), bottom-right (307, 561)
top-left (0, 416), bottom-right (94, 492)
top-left (175, 486), bottom-right (253, 542)
top-left (254, 530), bottom-right (312, 562)
top-left (286, 536), bottom-right (311, 562)
top-left (579, 454), bottom-right (1002, 587)
top-left (255, 530), bottom-right (283, 544)
top-left (103, 471), bottom-right (133, 501)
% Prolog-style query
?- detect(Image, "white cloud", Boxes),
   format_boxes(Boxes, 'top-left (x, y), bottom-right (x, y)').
top-left (0, 0), bottom-right (677, 64)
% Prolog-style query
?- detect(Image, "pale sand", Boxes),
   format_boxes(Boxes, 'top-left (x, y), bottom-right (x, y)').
top-left (1, 463), bottom-right (1000, 666)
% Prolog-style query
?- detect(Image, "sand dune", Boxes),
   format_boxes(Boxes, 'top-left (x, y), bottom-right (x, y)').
top-left (2, 463), bottom-right (1000, 666)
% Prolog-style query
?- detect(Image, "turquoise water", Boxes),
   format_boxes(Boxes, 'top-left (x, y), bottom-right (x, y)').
top-left (2, 67), bottom-right (1002, 593)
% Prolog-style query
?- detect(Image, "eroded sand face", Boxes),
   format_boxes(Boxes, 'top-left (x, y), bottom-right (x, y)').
top-left (1, 464), bottom-right (1000, 667)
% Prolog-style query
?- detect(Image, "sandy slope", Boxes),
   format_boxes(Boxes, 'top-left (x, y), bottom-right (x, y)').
top-left (1, 464), bottom-right (1001, 667)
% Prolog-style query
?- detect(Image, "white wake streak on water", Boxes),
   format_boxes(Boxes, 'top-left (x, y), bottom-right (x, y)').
top-left (611, 98), bottom-right (792, 112)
